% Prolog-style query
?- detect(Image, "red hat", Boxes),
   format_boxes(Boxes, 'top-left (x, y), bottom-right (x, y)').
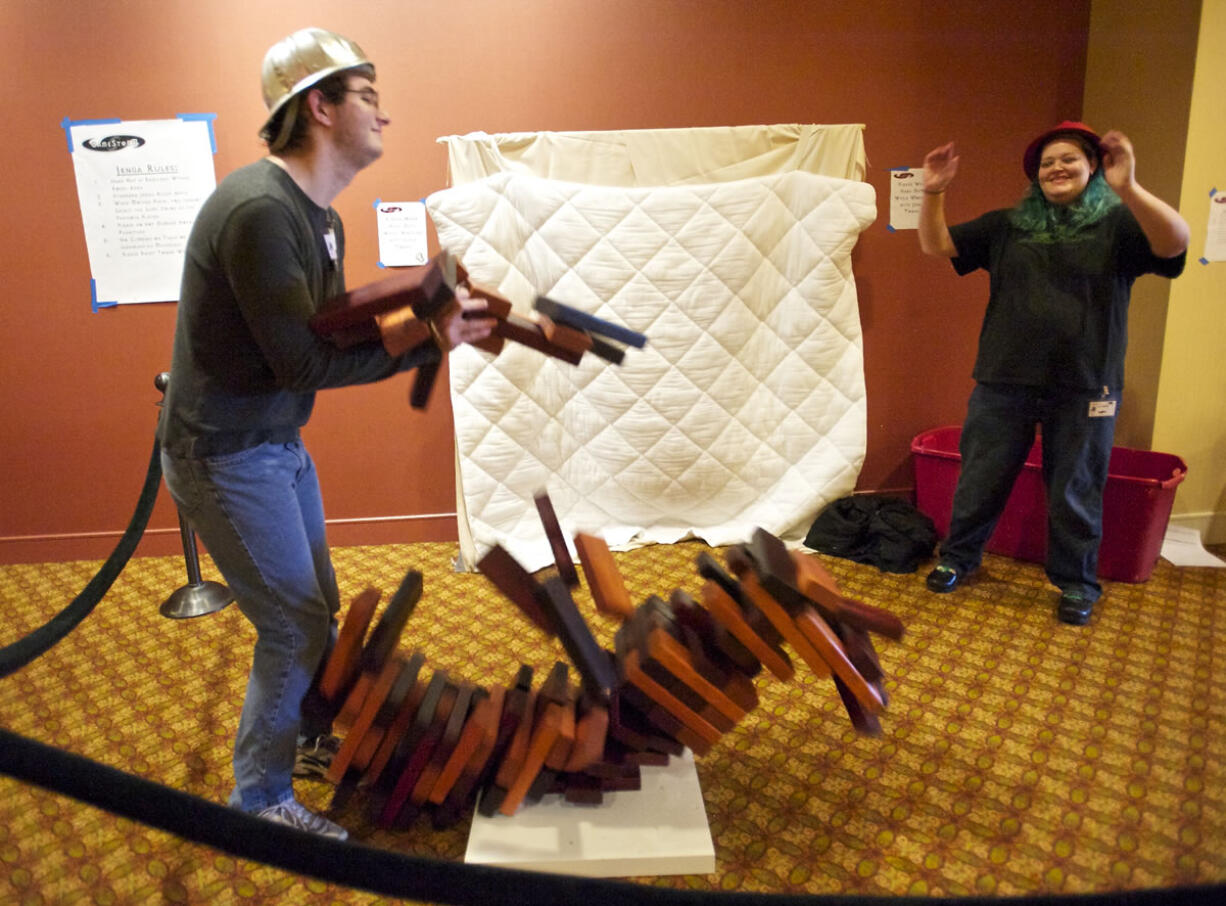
top-left (1022, 120), bottom-right (1102, 181)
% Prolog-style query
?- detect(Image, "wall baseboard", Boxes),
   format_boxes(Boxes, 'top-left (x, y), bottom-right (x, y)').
top-left (1168, 512), bottom-right (1226, 546)
top-left (0, 514), bottom-right (460, 566)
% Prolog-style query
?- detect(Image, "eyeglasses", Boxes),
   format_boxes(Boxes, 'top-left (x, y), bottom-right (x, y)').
top-left (343, 87), bottom-right (382, 111)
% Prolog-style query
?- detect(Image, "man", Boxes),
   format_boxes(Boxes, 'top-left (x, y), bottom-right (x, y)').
top-left (159, 27), bottom-right (492, 839)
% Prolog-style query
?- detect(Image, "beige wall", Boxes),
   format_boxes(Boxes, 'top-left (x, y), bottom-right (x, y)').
top-left (1082, 0), bottom-right (1200, 450)
top-left (1154, 0), bottom-right (1226, 543)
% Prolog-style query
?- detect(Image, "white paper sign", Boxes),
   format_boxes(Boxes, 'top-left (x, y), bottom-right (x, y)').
top-left (376, 200), bottom-right (429, 266)
top-left (1204, 189), bottom-right (1226, 262)
top-left (888, 167), bottom-right (924, 231)
top-left (68, 117), bottom-right (217, 306)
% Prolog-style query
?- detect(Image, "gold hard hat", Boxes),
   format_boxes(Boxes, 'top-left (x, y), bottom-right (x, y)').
top-left (260, 27), bottom-right (373, 124)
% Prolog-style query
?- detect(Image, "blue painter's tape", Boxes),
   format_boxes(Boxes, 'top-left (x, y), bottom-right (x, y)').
top-left (61, 116), bottom-right (122, 152)
top-left (90, 280), bottom-right (118, 312)
top-left (373, 198), bottom-right (382, 209)
top-left (886, 225), bottom-right (897, 232)
top-left (177, 113), bottom-right (218, 153)
top-left (1210, 187), bottom-right (1217, 198)
top-left (1200, 258), bottom-right (1210, 266)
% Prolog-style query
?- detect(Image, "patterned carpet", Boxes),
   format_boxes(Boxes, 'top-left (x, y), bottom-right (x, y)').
top-left (1, 538), bottom-right (1223, 904)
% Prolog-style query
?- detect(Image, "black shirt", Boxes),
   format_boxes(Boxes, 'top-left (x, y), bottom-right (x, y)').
top-left (949, 205), bottom-right (1185, 392)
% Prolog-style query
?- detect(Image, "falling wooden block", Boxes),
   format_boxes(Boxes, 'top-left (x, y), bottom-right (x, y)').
top-left (361, 569), bottom-right (423, 674)
top-left (700, 580), bottom-right (794, 682)
top-left (534, 493), bottom-right (580, 587)
top-left (733, 567), bottom-right (832, 681)
top-left (317, 587), bottom-right (380, 703)
top-left (793, 609), bottom-right (884, 714)
top-left (574, 532), bottom-right (634, 620)
top-left (535, 576), bottom-right (617, 700)
top-left (477, 545), bottom-right (552, 633)
top-left (790, 550), bottom-right (905, 641)
top-left (326, 653), bottom-right (406, 783)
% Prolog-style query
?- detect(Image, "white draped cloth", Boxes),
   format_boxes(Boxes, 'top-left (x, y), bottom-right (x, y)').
top-left (427, 126), bottom-right (875, 571)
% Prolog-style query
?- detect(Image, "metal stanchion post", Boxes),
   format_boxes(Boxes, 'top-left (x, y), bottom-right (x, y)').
top-left (155, 372), bottom-right (233, 619)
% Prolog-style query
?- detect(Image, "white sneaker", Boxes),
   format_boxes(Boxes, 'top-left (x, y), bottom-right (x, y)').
top-left (255, 798), bottom-right (349, 841)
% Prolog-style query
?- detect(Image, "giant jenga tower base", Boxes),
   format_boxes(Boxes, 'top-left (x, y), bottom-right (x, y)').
top-left (464, 750), bottom-right (713, 878)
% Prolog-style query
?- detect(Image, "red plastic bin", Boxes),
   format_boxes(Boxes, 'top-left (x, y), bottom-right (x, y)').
top-left (911, 425), bottom-right (1187, 583)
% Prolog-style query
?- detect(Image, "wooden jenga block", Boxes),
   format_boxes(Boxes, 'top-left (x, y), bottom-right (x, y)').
top-left (533, 296), bottom-right (648, 349)
top-left (836, 623), bottom-right (885, 684)
top-left (564, 694), bottom-right (610, 773)
top-left (476, 667), bottom-right (534, 817)
top-left (534, 493), bottom-right (580, 587)
top-left (310, 253), bottom-right (456, 338)
top-left (412, 682), bottom-right (476, 806)
top-left (790, 550), bottom-right (905, 641)
top-left (361, 569), bottom-right (423, 673)
top-left (430, 685), bottom-right (504, 806)
top-left (574, 532), bottom-right (634, 620)
top-left (317, 587), bottom-right (380, 703)
top-left (372, 304), bottom-right (432, 356)
top-left (535, 576), bottom-right (617, 700)
top-left (498, 701), bottom-right (564, 816)
top-left (362, 651), bottom-right (428, 786)
top-left (669, 588), bottom-right (761, 678)
top-left (833, 673), bottom-right (882, 737)
top-left (622, 648), bottom-right (721, 746)
top-left (476, 545), bottom-right (551, 633)
top-left (371, 670), bottom-right (447, 822)
top-left (562, 773), bottom-right (605, 805)
top-left (333, 671), bottom-right (375, 738)
top-left (607, 688), bottom-right (684, 756)
top-left (380, 681), bottom-right (457, 827)
top-left (538, 314), bottom-right (594, 358)
top-left (544, 690), bottom-right (577, 772)
top-left (698, 552), bottom-right (792, 652)
top-left (793, 610), bottom-right (884, 714)
top-left (616, 683), bottom-right (711, 756)
top-left (640, 597), bottom-right (758, 711)
top-left (326, 653), bottom-right (406, 783)
top-left (645, 627), bottom-right (747, 725)
top-left (733, 568), bottom-right (832, 680)
top-left (492, 687), bottom-right (539, 793)
top-left (494, 314), bottom-right (585, 366)
top-left (701, 580), bottom-right (794, 681)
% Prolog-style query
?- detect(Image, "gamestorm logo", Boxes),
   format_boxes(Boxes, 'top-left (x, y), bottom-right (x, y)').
top-left (82, 135), bottom-right (146, 152)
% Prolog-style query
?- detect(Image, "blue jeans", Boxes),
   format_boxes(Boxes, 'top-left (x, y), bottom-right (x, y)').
top-left (940, 383), bottom-right (1118, 601)
top-left (160, 440), bottom-right (340, 812)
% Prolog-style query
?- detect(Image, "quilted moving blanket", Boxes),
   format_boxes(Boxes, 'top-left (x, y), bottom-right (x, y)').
top-left (426, 170), bottom-right (876, 571)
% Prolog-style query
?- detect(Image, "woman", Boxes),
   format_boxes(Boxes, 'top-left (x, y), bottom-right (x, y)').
top-left (917, 121), bottom-right (1189, 625)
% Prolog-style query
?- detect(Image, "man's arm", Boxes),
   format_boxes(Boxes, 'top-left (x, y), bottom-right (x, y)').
top-left (1099, 131), bottom-right (1190, 259)
top-left (918, 142), bottom-right (960, 258)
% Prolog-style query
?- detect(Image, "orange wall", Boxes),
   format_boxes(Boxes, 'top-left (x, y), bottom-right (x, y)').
top-left (0, 0), bottom-right (1089, 564)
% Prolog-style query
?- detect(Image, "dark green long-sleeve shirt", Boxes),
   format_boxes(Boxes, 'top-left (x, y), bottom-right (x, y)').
top-left (160, 159), bottom-right (437, 457)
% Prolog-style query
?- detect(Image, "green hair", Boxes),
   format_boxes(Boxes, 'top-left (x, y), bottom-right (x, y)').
top-left (1008, 170), bottom-right (1121, 243)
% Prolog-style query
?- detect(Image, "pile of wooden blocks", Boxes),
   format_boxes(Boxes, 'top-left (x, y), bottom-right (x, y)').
top-left (309, 494), bottom-right (904, 829)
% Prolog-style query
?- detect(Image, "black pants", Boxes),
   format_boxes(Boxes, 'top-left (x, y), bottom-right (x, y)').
top-left (940, 382), bottom-right (1118, 601)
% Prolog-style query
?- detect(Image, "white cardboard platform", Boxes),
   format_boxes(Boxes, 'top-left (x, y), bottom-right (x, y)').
top-left (464, 750), bottom-right (715, 878)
